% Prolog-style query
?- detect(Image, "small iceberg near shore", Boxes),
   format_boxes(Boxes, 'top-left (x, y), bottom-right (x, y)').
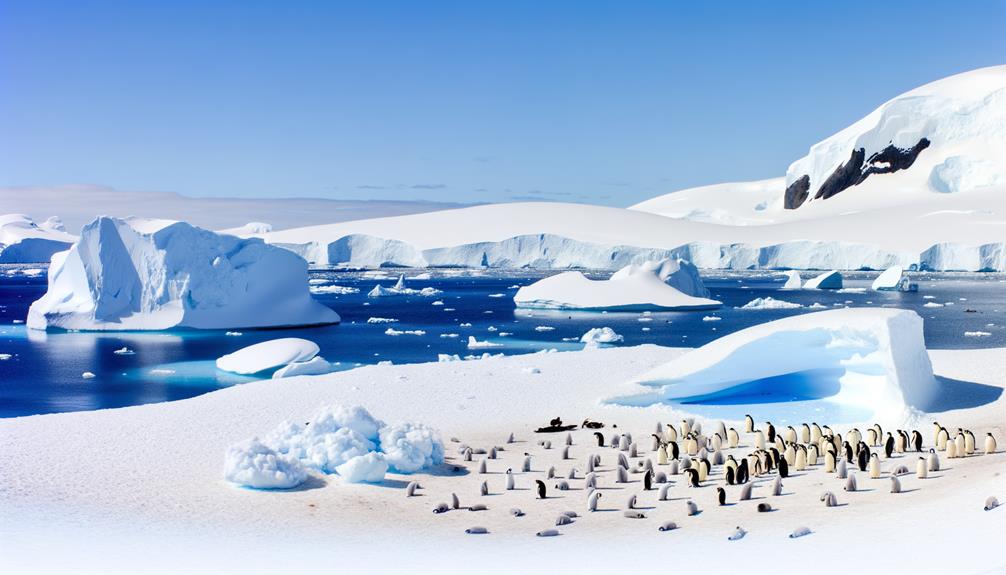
top-left (367, 275), bottom-right (442, 298)
top-left (872, 265), bottom-right (918, 292)
top-left (513, 259), bottom-right (721, 311)
top-left (580, 327), bottom-right (624, 345)
top-left (803, 270), bottom-right (843, 290)
top-left (216, 338), bottom-right (332, 379)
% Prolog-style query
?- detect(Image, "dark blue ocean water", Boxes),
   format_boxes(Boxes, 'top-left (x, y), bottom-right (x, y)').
top-left (1, 267), bottom-right (1003, 418)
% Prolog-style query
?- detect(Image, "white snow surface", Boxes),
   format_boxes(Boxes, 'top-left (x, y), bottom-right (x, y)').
top-left (0, 213), bottom-right (76, 263)
top-left (26, 217), bottom-right (339, 331)
top-left (216, 338), bottom-right (320, 375)
top-left (514, 259), bottom-right (720, 311)
top-left (608, 308), bottom-right (936, 428)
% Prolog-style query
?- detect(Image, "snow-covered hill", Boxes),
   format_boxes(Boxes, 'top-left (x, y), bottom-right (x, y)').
top-left (0, 214), bottom-right (77, 263)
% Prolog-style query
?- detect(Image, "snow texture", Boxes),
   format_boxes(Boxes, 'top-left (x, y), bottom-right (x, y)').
top-left (26, 217), bottom-right (339, 331)
top-left (223, 438), bottom-right (308, 489)
top-left (335, 452), bottom-right (389, 483)
top-left (378, 422), bottom-right (446, 473)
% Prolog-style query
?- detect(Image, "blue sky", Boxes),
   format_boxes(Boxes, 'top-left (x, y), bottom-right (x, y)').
top-left (1, 0), bottom-right (1003, 207)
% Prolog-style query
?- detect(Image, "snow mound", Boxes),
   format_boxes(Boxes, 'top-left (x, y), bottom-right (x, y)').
top-left (580, 327), bottom-right (624, 345)
top-left (739, 297), bottom-right (802, 310)
top-left (217, 338), bottom-right (320, 375)
top-left (514, 259), bottom-right (720, 311)
top-left (27, 217), bottom-right (339, 330)
top-left (804, 270), bottom-right (843, 290)
top-left (872, 266), bottom-right (905, 291)
top-left (0, 214), bottom-right (76, 264)
top-left (607, 308), bottom-right (937, 427)
top-left (336, 452), bottom-right (389, 483)
top-left (308, 404), bottom-right (384, 441)
top-left (378, 422), bottom-right (446, 474)
top-left (223, 438), bottom-right (308, 489)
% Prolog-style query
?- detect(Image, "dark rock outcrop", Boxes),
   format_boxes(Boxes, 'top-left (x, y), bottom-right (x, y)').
top-left (785, 138), bottom-right (931, 209)
top-left (784, 175), bottom-right (811, 209)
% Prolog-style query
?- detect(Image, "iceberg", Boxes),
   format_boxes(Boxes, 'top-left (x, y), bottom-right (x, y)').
top-left (781, 270), bottom-right (802, 289)
top-left (26, 217), bottom-right (339, 331)
top-left (0, 214), bottom-right (76, 264)
top-left (217, 338), bottom-right (320, 375)
top-left (272, 356), bottom-right (332, 379)
top-left (803, 270), bottom-right (843, 290)
top-left (514, 259), bottom-right (720, 311)
top-left (580, 327), bottom-right (624, 345)
top-left (606, 308), bottom-right (937, 427)
top-left (367, 275), bottom-right (442, 298)
top-left (872, 265), bottom-right (906, 291)
top-left (739, 297), bottom-right (802, 310)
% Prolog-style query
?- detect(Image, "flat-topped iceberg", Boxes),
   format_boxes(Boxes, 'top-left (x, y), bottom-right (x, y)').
top-left (216, 338), bottom-right (331, 379)
top-left (26, 217), bottom-right (339, 331)
top-left (367, 275), bottom-right (442, 298)
top-left (872, 265), bottom-right (906, 291)
top-left (0, 214), bottom-right (76, 264)
top-left (513, 259), bottom-right (721, 311)
top-left (606, 308), bottom-right (937, 427)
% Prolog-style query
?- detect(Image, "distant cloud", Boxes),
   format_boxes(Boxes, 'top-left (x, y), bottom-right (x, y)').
top-left (473, 156), bottom-right (495, 163)
top-left (507, 195), bottom-right (550, 201)
top-left (356, 184), bottom-right (386, 190)
top-left (411, 184), bottom-right (447, 190)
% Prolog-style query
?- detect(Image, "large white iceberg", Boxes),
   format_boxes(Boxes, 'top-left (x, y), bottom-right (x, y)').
top-left (0, 214), bottom-right (76, 264)
top-left (580, 327), bottom-right (624, 345)
top-left (606, 308), bottom-right (937, 427)
top-left (513, 259), bottom-right (720, 311)
top-left (26, 217), bottom-right (339, 331)
top-left (872, 265), bottom-right (905, 291)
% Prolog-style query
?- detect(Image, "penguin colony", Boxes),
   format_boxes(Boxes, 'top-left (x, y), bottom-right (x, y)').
top-left (409, 417), bottom-right (1000, 537)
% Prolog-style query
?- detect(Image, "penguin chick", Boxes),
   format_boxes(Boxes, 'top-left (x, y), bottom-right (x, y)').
top-left (728, 526), bottom-right (747, 541)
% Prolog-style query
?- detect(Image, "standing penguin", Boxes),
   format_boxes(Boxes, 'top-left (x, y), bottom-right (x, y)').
top-left (928, 449), bottom-right (941, 472)
top-left (837, 459), bottom-right (848, 479)
top-left (821, 492), bottom-right (838, 507)
top-left (937, 427), bottom-right (949, 451)
top-left (844, 474), bottom-right (857, 492)
top-left (535, 480), bottom-right (547, 500)
top-left (739, 482), bottom-right (753, 501)
top-left (869, 454), bottom-right (881, 479)
top-left (912, 430), bottom-right (923, 452)
top-left (644, 469), bottom-right (653, 491)
top-left (685, 468), bottom-right (700, 487)
top-left (884, 433), bottom-right (895, 458)
top-left (658, 483), bottom-right (672, 501)
top-left (986, 433), bottom-right (998, 455)
top-left (668, 441), bottom-right (680, 460)
top-left (801, 423), bottom-right (811, 444)
top-left (890, 476), bottom-right (902, 494)
top-left (778, 455), bottom-right (789, 479)
top-left (744, 414), bottom-right (754, 433)
top-left (716, 487), bottom-right (726, 506)
top-left (965, 431), bottom-right (976, 455)
top-left (594, 432), bottom-right (604, 447)
top-left (727, 428), bottom-right (740, 448)
top-left (766, 422), bottom-right (776, 443)
top-left (825, 450), bottom-right (837, 473)
top-left (587, 490), bottom-right (602, 512)
top-left (506, 468), bottom-right (515, 490)
top-left (857, 446), bottom-right (869, 472)
top-left (946, 438), bottom-right (958, 459)
top-left (916, 457), bottom-right (928, 479)
top-left (481, 480), bottom-right (490, 496)
top-left (685, 500), bottom-right (699, 516)
top-left (736, 459), bottom-right (749, 484)
top-left (772, 476), bottom-right (783, 496)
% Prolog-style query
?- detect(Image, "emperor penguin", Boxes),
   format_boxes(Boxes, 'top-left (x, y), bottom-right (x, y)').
top-left (811, 422), bottom-right (823, 444)
top-left (651, 434), bottom-right (662, 452)
top-left (716, 486), bottom-right (726, 506)
top-left (616, 465), bottom-right (629, 484)
top-left (928, 449), bottom-right (940, 472)
top-left (754, 430), bottom-right (766, 450)
top-left (657, 444), bottom-right (668, 465)
top-left (717, 421), bottom-right (728, 441)
top-left (655, 471), bottom-right (667, 483)
top-left (785, 425), bottom-right (797, 444)
top-left (712, 433), bottom-right (723, 452)
top-left (766, 422), bottom-right (776, 443)
top-left (866, 428), bottom-right (878, 447)
top-left (619, 434), bottom-right (631, 451)
top-left (629, 442), bottom-right (639, 458)
top-left (568, 467), bottom-right (578, 479)
top-left (586, 454), bottom-right (596, 473)
top-left (954, 432), bottom-right (966, 457)
top-left (566, 432), bottom-right (573, 446)
top-left (744, 414), bottom-right (754, 433)
top-left (784, 444), bottom-right (796, 466)
top-left (844, 474), bottom-right (857, 492)
top-left (932, 421), bottom-right (941, 444)
top-left (587, 490), bottom-right (602, 512)
top-left (452, 493), bottom-right (461, 509)
top-left (889, 476), bottom-right (902, 494)
top-left (772, 476), bottom-right (783, 496)
top-left (546, 466), bottom-right (555, 479)
top-left (478, 459), bottom-right (488, 474)
top-left (837, 459), bottom-right (848, 479)
top-left (843, 441), bottom-right (854, 464)
top-left (522, 455), bottom-right (532, 472)
top-left (406, 481), bottom-right (420, 497)
top-left (712, 449), bottom-right (725, 466)
top-left (985, 496), bottom-right (1000, 511)
top-left (873, 423), bottom-right (883, 446)
top-left (626, 494), bottom-right (637, 510)
top-left (965, 431), bottom-right (976, 455)
top-left (584, 472), bottom-right (598, 490)
top-left (728, 428), bottom-right (740, 448)
top-left (644, 470), bottom-right (653, 491)
top-left (668, 441), bottom-right (680, 460)
top-left (985, 433), bottom-right (997, 455)
top-left (857, 446), bottom-right (869, 472)
top-left (655, 422), bottom-right (664, 434)
top-left (821, 491), bottom-right (838, 507)
top-left (658, 483), bottom-right (672, 501)
top-left (507, 432), bottom-right (515, 444)
top-left (684, 468), bottom-right (700, 487)
top-left (680, 419), bottom-right (692, 437)
top-left (593, 431), bottom-right (605, 447)
top-left (869, 454), bottom-right (881, 479)
top-left (896, 430), bottom-right (908, 453)
top-left (685, 500), bottom-right (699, 516)
top-left (617, 452), bottom-right (629, 469)
top-left (610, 433), bottom-right (620, 448)
top-left (686, 435), bottom-right (699, 456)
top-left (916, 457), bottom-right (928, 479)
top-left (912, 430), bottom-right (923, 452)
top-left (697, 458), bottom-right (710, 482)
top-left (659, 521), bottom-right (678, 531)
top-left (536, 480), bottom-right (547, 499)
top-left (946, 437), bottom-right (958, 459)
top-left (736, 459), bottom-right (750, 484)
top-left (506, 468), bottom-right (515, 490)
top-left (728, 526), bottom-right (747, 541)
top-left (937, 427), bottom-right (949, 451)
top-left (669, 459), bottom-right (680, 475)
top-left (725, 465), bottom-right (736, 485)
top-left (463, 447), bottom-right (473, 462)
top-left (481, 480), bottom-right (490, 496)
top-left (884, 433), bottom-right (895, 458)
top-left (561, 446), bottom-right (570, 460)
top-left (665, 425), bottom-right (678, 443)
top-left (825, 450), bottom-right (837, 473)
top-left (778, 456), bottom-right (789, 479)
top-left (801, 423), bottom-right (811, 444)
top-left (808, 444), bottom-right (819, 466)
top-left (489, 446), bottom-right (498, 459)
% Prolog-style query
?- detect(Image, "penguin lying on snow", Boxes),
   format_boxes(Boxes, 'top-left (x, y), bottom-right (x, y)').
top-left (728, 526), bottom-right (747, 541)
top-left (469, 504), bottom-right (488, 511)
top-left (789, 527), bottom-right (812, 539)
top-left (624, 510), bottom-right (646, 519)
top-left (536, 529), bottom-right (560, 537)
top-left (658, 521), bottom-right (678, 532)
top-left (820, 492), bottom-right (839, 507)
top-left (465, 526), bottom-right (488, 534)
top-left (685, 500), bottom-right (700, 516)
top-left (985, 496), bottom-right (1000, 511)
top-left (757, 503), bottom-right (772, 513)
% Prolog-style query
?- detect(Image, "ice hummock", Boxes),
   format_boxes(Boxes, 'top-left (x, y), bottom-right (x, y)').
top-left (606, 308), bottom-right (937, 427)
top-left (27, 217), bottom-right (339, 331)
top-left (367, 275), bottom-right (442, 298)
top-left (514, 259), bottom-right (721, 311)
